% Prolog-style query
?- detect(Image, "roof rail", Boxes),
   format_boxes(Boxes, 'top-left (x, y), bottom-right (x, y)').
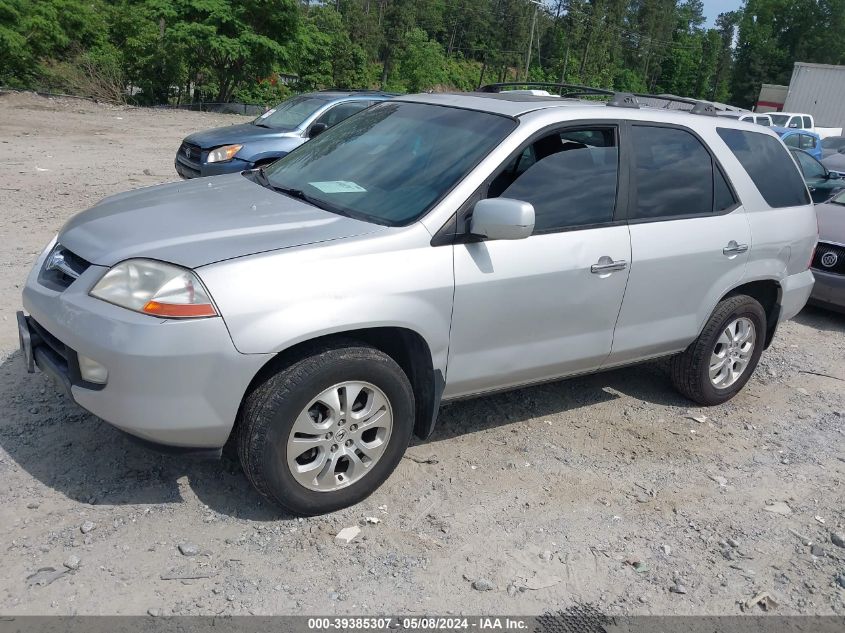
top-left (478, 82), bottom-right (615, 98)
top-left (478, 82), bottom-right (721, 117)
top-left (318, 88), bottom-right (395, 94)
top-left (630, 93), bottom-right (719, 116)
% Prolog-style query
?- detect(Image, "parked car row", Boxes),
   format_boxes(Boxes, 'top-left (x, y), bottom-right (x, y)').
top-left (769, 112), bottom-right (843, 139)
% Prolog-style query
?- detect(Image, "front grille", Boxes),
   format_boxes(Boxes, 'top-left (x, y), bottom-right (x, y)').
top-left (812, 242), bottom-right (845, 276)
top-left (177, 142), bottom-right (203, 168)
top-left (38, 244), bottom-right (91, 291)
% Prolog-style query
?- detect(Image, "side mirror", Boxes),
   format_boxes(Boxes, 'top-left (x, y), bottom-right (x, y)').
top-left (308, 122), bottom-right (328, 139)
top-left (470, 198), bottom-right (535, 241)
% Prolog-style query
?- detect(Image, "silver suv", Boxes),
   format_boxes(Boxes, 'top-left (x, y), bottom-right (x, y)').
top-left (18, 86), bottom-right (817, 515)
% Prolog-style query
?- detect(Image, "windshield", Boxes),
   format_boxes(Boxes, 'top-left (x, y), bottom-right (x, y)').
top-left (253, 96), bottom-right (328, 129)
top-left (263, 102), bottom-right (517, 226)
top-left (770, 114), bottom-right (789, 126)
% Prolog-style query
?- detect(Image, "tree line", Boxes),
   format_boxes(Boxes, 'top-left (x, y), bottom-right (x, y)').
top-left (1, 0), bottom-right (843, 109)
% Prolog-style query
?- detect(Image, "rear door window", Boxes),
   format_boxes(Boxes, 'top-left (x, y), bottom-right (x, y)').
top-left (799, 134), bottom-right (817, 150)
top-left (717, 128), bottom-right (810, 207)
top-left (314, 101), bottom-right (370, 129)
top-left (802, 116), bottom-right (813, 128)
top-left (629, 125), bottom-right (729, 219)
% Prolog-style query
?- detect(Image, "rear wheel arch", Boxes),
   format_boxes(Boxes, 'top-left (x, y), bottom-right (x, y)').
top-left (721, 279), bottom-right (782, 347)
top-left (230, 327), bottom-right (441, 448)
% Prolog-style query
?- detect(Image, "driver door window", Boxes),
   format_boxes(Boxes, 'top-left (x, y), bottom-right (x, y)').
top-left (794, 150), bottom-right (826, 179)
top-left (487, 127), bottom-right (619, 232)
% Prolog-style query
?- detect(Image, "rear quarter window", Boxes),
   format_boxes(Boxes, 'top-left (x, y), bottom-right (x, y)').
top-left (716, 128), bottom-right (810, 208)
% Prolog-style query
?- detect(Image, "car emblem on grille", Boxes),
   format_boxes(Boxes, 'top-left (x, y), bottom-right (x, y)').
top-left (821, 251), bottom-right (839, 268)
top-left (184, 146), bottom-right (192, 159)
top-left (45, 247), bottom-right (80, 280)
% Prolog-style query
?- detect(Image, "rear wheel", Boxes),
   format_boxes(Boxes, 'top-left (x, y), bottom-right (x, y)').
top-left (238, 343), bottom-right (414, 515)
top-left (671, 295), bottom-right (766, 405)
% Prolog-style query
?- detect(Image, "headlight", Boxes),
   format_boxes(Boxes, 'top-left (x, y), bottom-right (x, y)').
top-left (206, 144), bottom-right (243, 163)
top-left (90, 259), bottom-right (218, 318)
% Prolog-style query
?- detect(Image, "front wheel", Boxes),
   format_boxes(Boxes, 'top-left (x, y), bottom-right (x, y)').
top-left (671, 295), bottom-right (767, 405)
top-left (238, 343), bottom-right (415, 515)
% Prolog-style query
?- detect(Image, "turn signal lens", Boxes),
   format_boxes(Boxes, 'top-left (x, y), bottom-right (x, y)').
top-left (141, 300), bottom-right (217, 318)
top-left (90, 259), bottom-right (218, 319)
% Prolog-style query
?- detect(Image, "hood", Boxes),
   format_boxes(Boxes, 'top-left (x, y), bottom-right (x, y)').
top-left (58, 173), bottom-right (386, 269)
top-left (184, 122), bottom-right (298, 149)
top-left (816, 200), bottom-right (845, 242)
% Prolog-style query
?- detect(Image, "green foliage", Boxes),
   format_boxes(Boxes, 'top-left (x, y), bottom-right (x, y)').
top-left (295, 7), bottom-right (368, 90)
top-left (2, 0), bottom-right (844, 107)
top-left (731, 0), bottom-right (845, 107)
top-left (388, 28), bottom-right (447, 92)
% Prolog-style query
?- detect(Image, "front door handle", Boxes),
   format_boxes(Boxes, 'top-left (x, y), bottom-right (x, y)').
top-left (723, 241), bottom-right (749, 256)
top-left (591, 257), bottom-right (628, 274)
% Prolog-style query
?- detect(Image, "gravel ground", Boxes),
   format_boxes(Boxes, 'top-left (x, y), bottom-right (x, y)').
top-left (0, 91), bottom-right (844, 617)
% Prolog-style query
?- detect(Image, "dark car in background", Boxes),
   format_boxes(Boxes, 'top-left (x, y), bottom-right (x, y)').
top-left (790, 148), bottom-right (845, 203)
top-left (175, 90), bottom-right (395, 179)
top-left (809, 189), bottom-right (845, 313)
top-left (822, 135), bottom-right (845, 158)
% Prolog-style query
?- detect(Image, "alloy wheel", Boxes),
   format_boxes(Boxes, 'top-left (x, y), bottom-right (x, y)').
top-left (286, 381), bottom-right (393, 492)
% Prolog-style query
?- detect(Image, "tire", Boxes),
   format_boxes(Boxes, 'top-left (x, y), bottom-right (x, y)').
top-left (670, 295), bottom-right (766, 406)
top-left (237, 342), bottom-right (414, 516)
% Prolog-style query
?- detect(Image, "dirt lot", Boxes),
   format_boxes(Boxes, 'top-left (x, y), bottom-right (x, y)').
top-left (0, 91), bottom-right (844, 617)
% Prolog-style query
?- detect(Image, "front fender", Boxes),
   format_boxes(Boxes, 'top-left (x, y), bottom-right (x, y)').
top-left (197, 224), bottom-right (454, 379)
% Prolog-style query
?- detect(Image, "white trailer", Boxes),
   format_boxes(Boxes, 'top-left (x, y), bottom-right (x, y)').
top-left (783, 62), bottom-right (845, 137)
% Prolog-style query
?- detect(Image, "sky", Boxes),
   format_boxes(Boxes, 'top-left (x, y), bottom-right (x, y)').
top-left (702, 0), bottom-right (744, 26)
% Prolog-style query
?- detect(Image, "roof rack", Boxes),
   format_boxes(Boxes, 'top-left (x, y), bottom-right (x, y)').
top-left (318, 88), bottom-right (396, 95)
top-left (633, 93), bottom-right (718, 116)
top-left (478, 82), bottom-right (615, 98)
top-left (477, 82), bottom-right (719, 116)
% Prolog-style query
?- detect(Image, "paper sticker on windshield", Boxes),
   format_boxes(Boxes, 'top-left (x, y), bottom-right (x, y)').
top-left (309, 181), bottom-right (367, 194)
top-left (259, 108), bottom-right (276, 119)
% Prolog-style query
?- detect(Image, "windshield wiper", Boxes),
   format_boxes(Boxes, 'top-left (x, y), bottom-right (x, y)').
top-left (253, 121), bottom-right (272, 128)
top-left (271, 185), bottom-right (331, 210)
top-left (246, 167), bottom-right (355, 217)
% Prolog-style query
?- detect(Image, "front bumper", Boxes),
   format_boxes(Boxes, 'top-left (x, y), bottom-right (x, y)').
top-left (809, 268), bottom-right (845, 313)
top-left (20, 254), bottom-right (270, 448)
top-left (174, 154), bottom-right (253, 179)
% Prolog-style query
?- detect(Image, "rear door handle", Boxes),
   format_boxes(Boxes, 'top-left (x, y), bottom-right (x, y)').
top-left (723, 241), bottom-right (749, 256)
top-left (591, 258), bottom-right (628, 274)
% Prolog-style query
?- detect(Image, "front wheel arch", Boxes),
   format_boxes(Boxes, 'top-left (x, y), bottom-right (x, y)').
top-left (228, 327), bottom-right (440, 450)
